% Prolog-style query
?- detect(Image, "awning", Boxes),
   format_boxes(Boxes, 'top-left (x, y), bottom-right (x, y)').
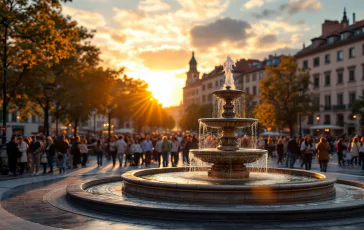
top-left (260, 131), bottom-right (289, 136)
top-left (309, 125), bottom-right (343, 130)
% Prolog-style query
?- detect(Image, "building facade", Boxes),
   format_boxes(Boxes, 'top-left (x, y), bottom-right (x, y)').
top-left (296, 9), bottom-right (364, 136)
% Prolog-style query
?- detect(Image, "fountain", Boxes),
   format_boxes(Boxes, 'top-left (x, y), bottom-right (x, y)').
top-left (191, 56), bottom-right (266, 179)
top-left (65, 57), bottom-right (364, 221)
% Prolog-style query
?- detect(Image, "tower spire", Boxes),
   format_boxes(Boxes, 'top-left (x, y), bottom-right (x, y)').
top-left (342, 7), bottom-right (349, 23)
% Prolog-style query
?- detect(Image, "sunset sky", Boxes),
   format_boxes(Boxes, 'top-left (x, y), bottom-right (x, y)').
top-left (62, 0), bottom-right (364, 107)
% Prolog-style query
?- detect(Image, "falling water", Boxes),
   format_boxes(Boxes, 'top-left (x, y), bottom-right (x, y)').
top-left (223, 56), bottom-right (236, 89)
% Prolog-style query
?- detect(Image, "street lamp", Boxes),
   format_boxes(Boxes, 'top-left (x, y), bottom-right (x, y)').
top-left (92, 109), bottom-right (97, 134)
top-left (106, 108), bottom-right (112, 141)
top-left (44, 83), bottom-right (54, 136)
top-left (298, 87), bottom-right (304, 138)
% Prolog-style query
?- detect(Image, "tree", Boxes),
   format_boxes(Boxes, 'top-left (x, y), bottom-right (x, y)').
top-left (254, 56), bottom-right (313, 137)
top-left (351, 96), bottom-right (364, 126)
top-left (179, 104), bottom-right (213, 131)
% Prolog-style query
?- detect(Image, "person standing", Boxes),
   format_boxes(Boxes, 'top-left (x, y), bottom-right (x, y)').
top-left (300, 136), bottom-right (314, 170)
top-left (155, 137), bottom-right (163, 167)
top-left (81, 139), bottom-right (89, 167)
top-left (17, 137), bottom-right (28, 175)
top-left (267, 137), bottom-right (275, 158)
top-left (359, 137), bottom-right (364, 171)
top-left (276, 139), bottom-right (284, 165)
top-left (56, 135), bottom-right (70, 174)
top-left (141, 135), bottom-right (153, 167)
top-left (350, 137), bottom-right (360, 166)
top-left (316, 137), bottom-right (330, 172)
top-left (45, 137), bottom-right (56, 173)
top-left (7, 136), bottom-right (19, 176)
top-left (131, 139), bottom-right (143, 166)
top-left (30, 135), bottom-right (42, 175)
top-left (170, 136), bottom-right (179, 167)
top-left (116, 136), bottom-right (127, 167)
top-left (336, 138), bottom-right (346, 166)
top-left (109, 136), bottom-right (118, 167)
top-left (183, 136), bottom-right (193, 165)
top-left (161, 136), bottom-right (171, 167)
top-left (71, 136), bottom-right (81, 169)
top-left (286, 137), bottom-right (298, 168)
top-left (94, 140), bottom-right (104, 167)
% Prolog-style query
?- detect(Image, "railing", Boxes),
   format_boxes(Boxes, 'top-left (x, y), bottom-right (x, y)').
top-left (336, 121), bottom-right (344, 126)
top-left (323, 121), bottom-right (331, 125)
top-left (332, 104), bottom-right (346, 110)
top-left (324, 105), bottom-right (331, 111)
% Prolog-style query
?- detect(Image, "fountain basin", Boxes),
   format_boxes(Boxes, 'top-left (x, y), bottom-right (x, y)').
top-left (120, 167), bottom-right (336, 204)
top-left (190, 148), bottom-right (266, 164)
top-left (199, 118), bottom-right (257, 129)
top-left (213, 88), bottom-right (244, 101)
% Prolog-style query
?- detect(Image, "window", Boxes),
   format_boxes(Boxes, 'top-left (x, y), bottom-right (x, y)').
top-left (314, 95), bottom-right (320, 110)
top-left (337, 50), bottom-right (343, 61)
top-left (245, 87), bottom-right (249, 94)
top-left (259, 72), bottom-right (264, 79)
top-left (324, 72), bottom-right (330, 86)
top-left (253, 73), bottom-right (257, 81)
top-left (202, 85), bottom-right (206, 91)
top-left (313, 75), bottom-right (319, 88)
top-left (246, 75), bottom-right (250, 83)
top-left (349, 69), bottom-right (355, 81)
top-left (308, 115), bottom-right (314, 125)
top-left (324, 114), bottom-right (331, 125)
top-left (303, 60), bottom-right (308, 69)
top-left (11, 112), bottom-right (17, 122)
top-left (324, 95), bottom-right (331, 108)
top-left (325, 54), bottom-right (330, 64)
top-left (337, 93), bottom-right (343, 105)
top-left (337, 71), bottom-right (343, 84)
top-left (349, 92), bottom-right (356, 105)
top-left (336, 114), bottom-right (344, 126)
top-left (207, 83), bottom-right (212, 89)
top-left (253, 86), bottom-right (257, 95)
top-left (328, 37), bottom-right (335, 44)
top-left (349, 47), bottom-right (355, 58)
top-left (313, 57), bottom-right (320, 67)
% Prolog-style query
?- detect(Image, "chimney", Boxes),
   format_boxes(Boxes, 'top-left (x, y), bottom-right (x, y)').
top-left (322, 20), bottom-right (342, 37)
top-left (353, 13), bottom-right (356, 24)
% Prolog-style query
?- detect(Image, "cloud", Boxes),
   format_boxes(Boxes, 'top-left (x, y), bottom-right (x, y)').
top-left (190, 17), bottom-right (251, 48)
top-left (243, 0), bottom-right (264, 9)
top-left (139, 49), bottom-right (190, 70)
top-left (138, 0), bottom-right (171, 12)
top-left (258, 34), bottom-right (277, 46)
top-left (110, 33), bottom-right (126, 43)
top-left (253, 47), bottom-right (300, 59)
top-left (252, 0), bottom-right (321, 19)
top-left (62, 6), bottom-right (106, 28)
top-left (175, 0), bottom-right (230, 21)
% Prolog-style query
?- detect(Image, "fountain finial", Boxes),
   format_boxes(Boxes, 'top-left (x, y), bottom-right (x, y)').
top-left (223, 56), bottom-right (235, 90)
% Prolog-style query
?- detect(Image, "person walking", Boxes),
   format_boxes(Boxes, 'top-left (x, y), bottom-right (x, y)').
top-left (336, 138), bottom-right (346, 166)
top-left (131, 139), bottom-right (143, 166)
top-left (350, 137), bottom-right (360, 166)
top-left (301, 136), bottom-right (314, 170)
top-left (359, 137), bottom-right (364, 171)
top-left (81, 139), bottom-right (88, 167)
top-left (109, 136), bottom-right (118, 167)
top-left (183, 136), bottom-right (193, 165)
top-left (267, 137), bottom-right (275, 158)
top-left (94, 140), bottom-right (104, 167)
top-left (71, 136), bottom-right (81, 169)
top-left (276, 139), bottom-right (284, 165)
top-left (170, 136), bottom-right (179, 167)
top-left (155, 137), bottom-right (163, 167)
top-left (45, 137), bottom-right (56, 173)
top-left (161, 136), bottom-right (171, 167)
top-left (7, 136), bottom-right (19, 176)
top-left (17, 136), bottom-right (28, 175)
top-left (116, 136), bottom-right (127, 167)
top-left (316, 137), bottom-right (331, 172)
top-left (141, 135), bottom-right (153, 167)
top-left (56, 135), bottom-right (70, 174)
top-left (286, 137), bottom-right (298, 168)
top-left (30, 135), bottom-right (42, 175)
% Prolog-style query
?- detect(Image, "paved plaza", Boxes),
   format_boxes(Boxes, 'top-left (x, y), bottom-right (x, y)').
top-left (1, 155), bottom-right (364, 229)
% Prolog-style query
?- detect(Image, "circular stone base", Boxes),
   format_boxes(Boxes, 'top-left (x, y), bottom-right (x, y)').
top-left (208, 164), bottom-right (250, 179)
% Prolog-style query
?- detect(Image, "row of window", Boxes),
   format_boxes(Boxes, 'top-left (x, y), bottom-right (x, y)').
top-left (303, 45), bottom-right (364, 68)
top-left (245, 72), bottom-right (264, 83)
top-left (0, 112), bottom-right (37, 123)
top-left (313, 65), bottom-right (364, 88)
top-left (307, 114), bottom-right (346, 125)
top-left (245, 86), bottom-right (258, 95)
top-left (322, 92), bottom-right (357, 108)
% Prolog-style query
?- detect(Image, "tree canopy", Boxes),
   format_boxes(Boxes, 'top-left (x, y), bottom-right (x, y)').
top-left (254, 56), bottom-right (313, 136)
top-left (179, 104), bottom-right (213, 131)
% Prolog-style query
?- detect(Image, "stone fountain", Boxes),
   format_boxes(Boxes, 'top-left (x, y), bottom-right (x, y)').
top-left (190, 56), bottom-right (266, 179)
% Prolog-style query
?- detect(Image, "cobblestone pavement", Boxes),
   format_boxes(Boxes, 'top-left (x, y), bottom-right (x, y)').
top-left (1, 154), bottom-right (364, 229)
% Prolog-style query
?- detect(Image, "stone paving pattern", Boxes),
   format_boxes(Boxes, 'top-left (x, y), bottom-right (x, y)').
top-left (1, 155), bottom-right (364, 229)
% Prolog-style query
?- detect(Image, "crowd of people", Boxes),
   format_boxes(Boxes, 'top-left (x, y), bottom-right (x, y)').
top-left (5, 131), bottom-right (364, 176)
top-left (4, 133), bottom-right (199, 176)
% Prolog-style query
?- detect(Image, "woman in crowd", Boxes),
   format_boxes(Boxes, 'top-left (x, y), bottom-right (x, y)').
top-left (161, 136), bottom-right (171, 167)
top-left (71, 136), bottom-right (81, 169)
top-left (131, 139), bottom-right (143, 166)
top-left (336, 138), bottom-right (346, 166)
top-left (109, 135), bottom-right (118, 167)
top-left (45, 137), bottom-right (56, 173)
top-left (276, 139), bottom-right (284, 165)
top-left (267, 137), bottom-right (275, 158)
top-left (17, 136), bottom-right (28, 175)
top-left (316, 137), bottom-right (331, 172)
top-left (359, 137), bottom-right (364, 171)
top-left (351, 137), bottom-right (360, 166)
top-left (300, 136), bottom-right (314, 170)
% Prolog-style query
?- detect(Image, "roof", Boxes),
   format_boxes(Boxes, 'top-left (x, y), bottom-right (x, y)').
top-left (296, 20), bottom-right (364, 58)
top-left (189, 51), bottom-right (197, 64)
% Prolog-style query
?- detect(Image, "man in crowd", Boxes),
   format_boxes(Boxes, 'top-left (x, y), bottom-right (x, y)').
top-left (30, 135), bottom-right (42, 174)
top-left (117, 135), bottom-right (127, 167)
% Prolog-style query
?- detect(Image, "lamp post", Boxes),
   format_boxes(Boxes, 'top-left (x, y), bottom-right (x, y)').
top-left (92, 109), bottom-right (97, 134)
top-left (298, 87), bottom-right (304, 139)
top-left (106, 108), bottom-right (111, 141)
top-left (44, 83), bottom-right (54, 137)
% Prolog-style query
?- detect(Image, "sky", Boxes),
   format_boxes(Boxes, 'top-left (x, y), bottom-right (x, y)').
top-left (61, 0), bottom-right (364, 107)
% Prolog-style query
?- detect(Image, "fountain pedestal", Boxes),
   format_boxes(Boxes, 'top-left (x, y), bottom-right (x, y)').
top-left (208, 164), bottom-right (249, 179)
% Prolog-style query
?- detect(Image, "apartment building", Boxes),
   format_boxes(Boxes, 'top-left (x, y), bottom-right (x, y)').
top-left (296, 9), bottom-right (364, 136)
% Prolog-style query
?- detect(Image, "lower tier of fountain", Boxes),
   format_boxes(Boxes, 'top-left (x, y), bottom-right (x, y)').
top-left (66, 167), bottom-right (364, 221)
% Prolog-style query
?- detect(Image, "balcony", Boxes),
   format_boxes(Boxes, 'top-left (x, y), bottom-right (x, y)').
top-left (332, 104), bottom-right (346, 111)
top-left (323, 121), bottom-right (331, 125)
top-left (336, 121), bottom-right (344, 126)
top-left (324, 105), bottom-right (331, 111)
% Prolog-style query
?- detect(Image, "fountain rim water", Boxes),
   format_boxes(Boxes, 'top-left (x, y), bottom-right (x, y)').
top-left (121, 167), bottom-right (335, 190)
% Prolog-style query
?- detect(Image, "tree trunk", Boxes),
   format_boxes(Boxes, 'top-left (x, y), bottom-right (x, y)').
top-left (74, 118), bottom-right (79, 137)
